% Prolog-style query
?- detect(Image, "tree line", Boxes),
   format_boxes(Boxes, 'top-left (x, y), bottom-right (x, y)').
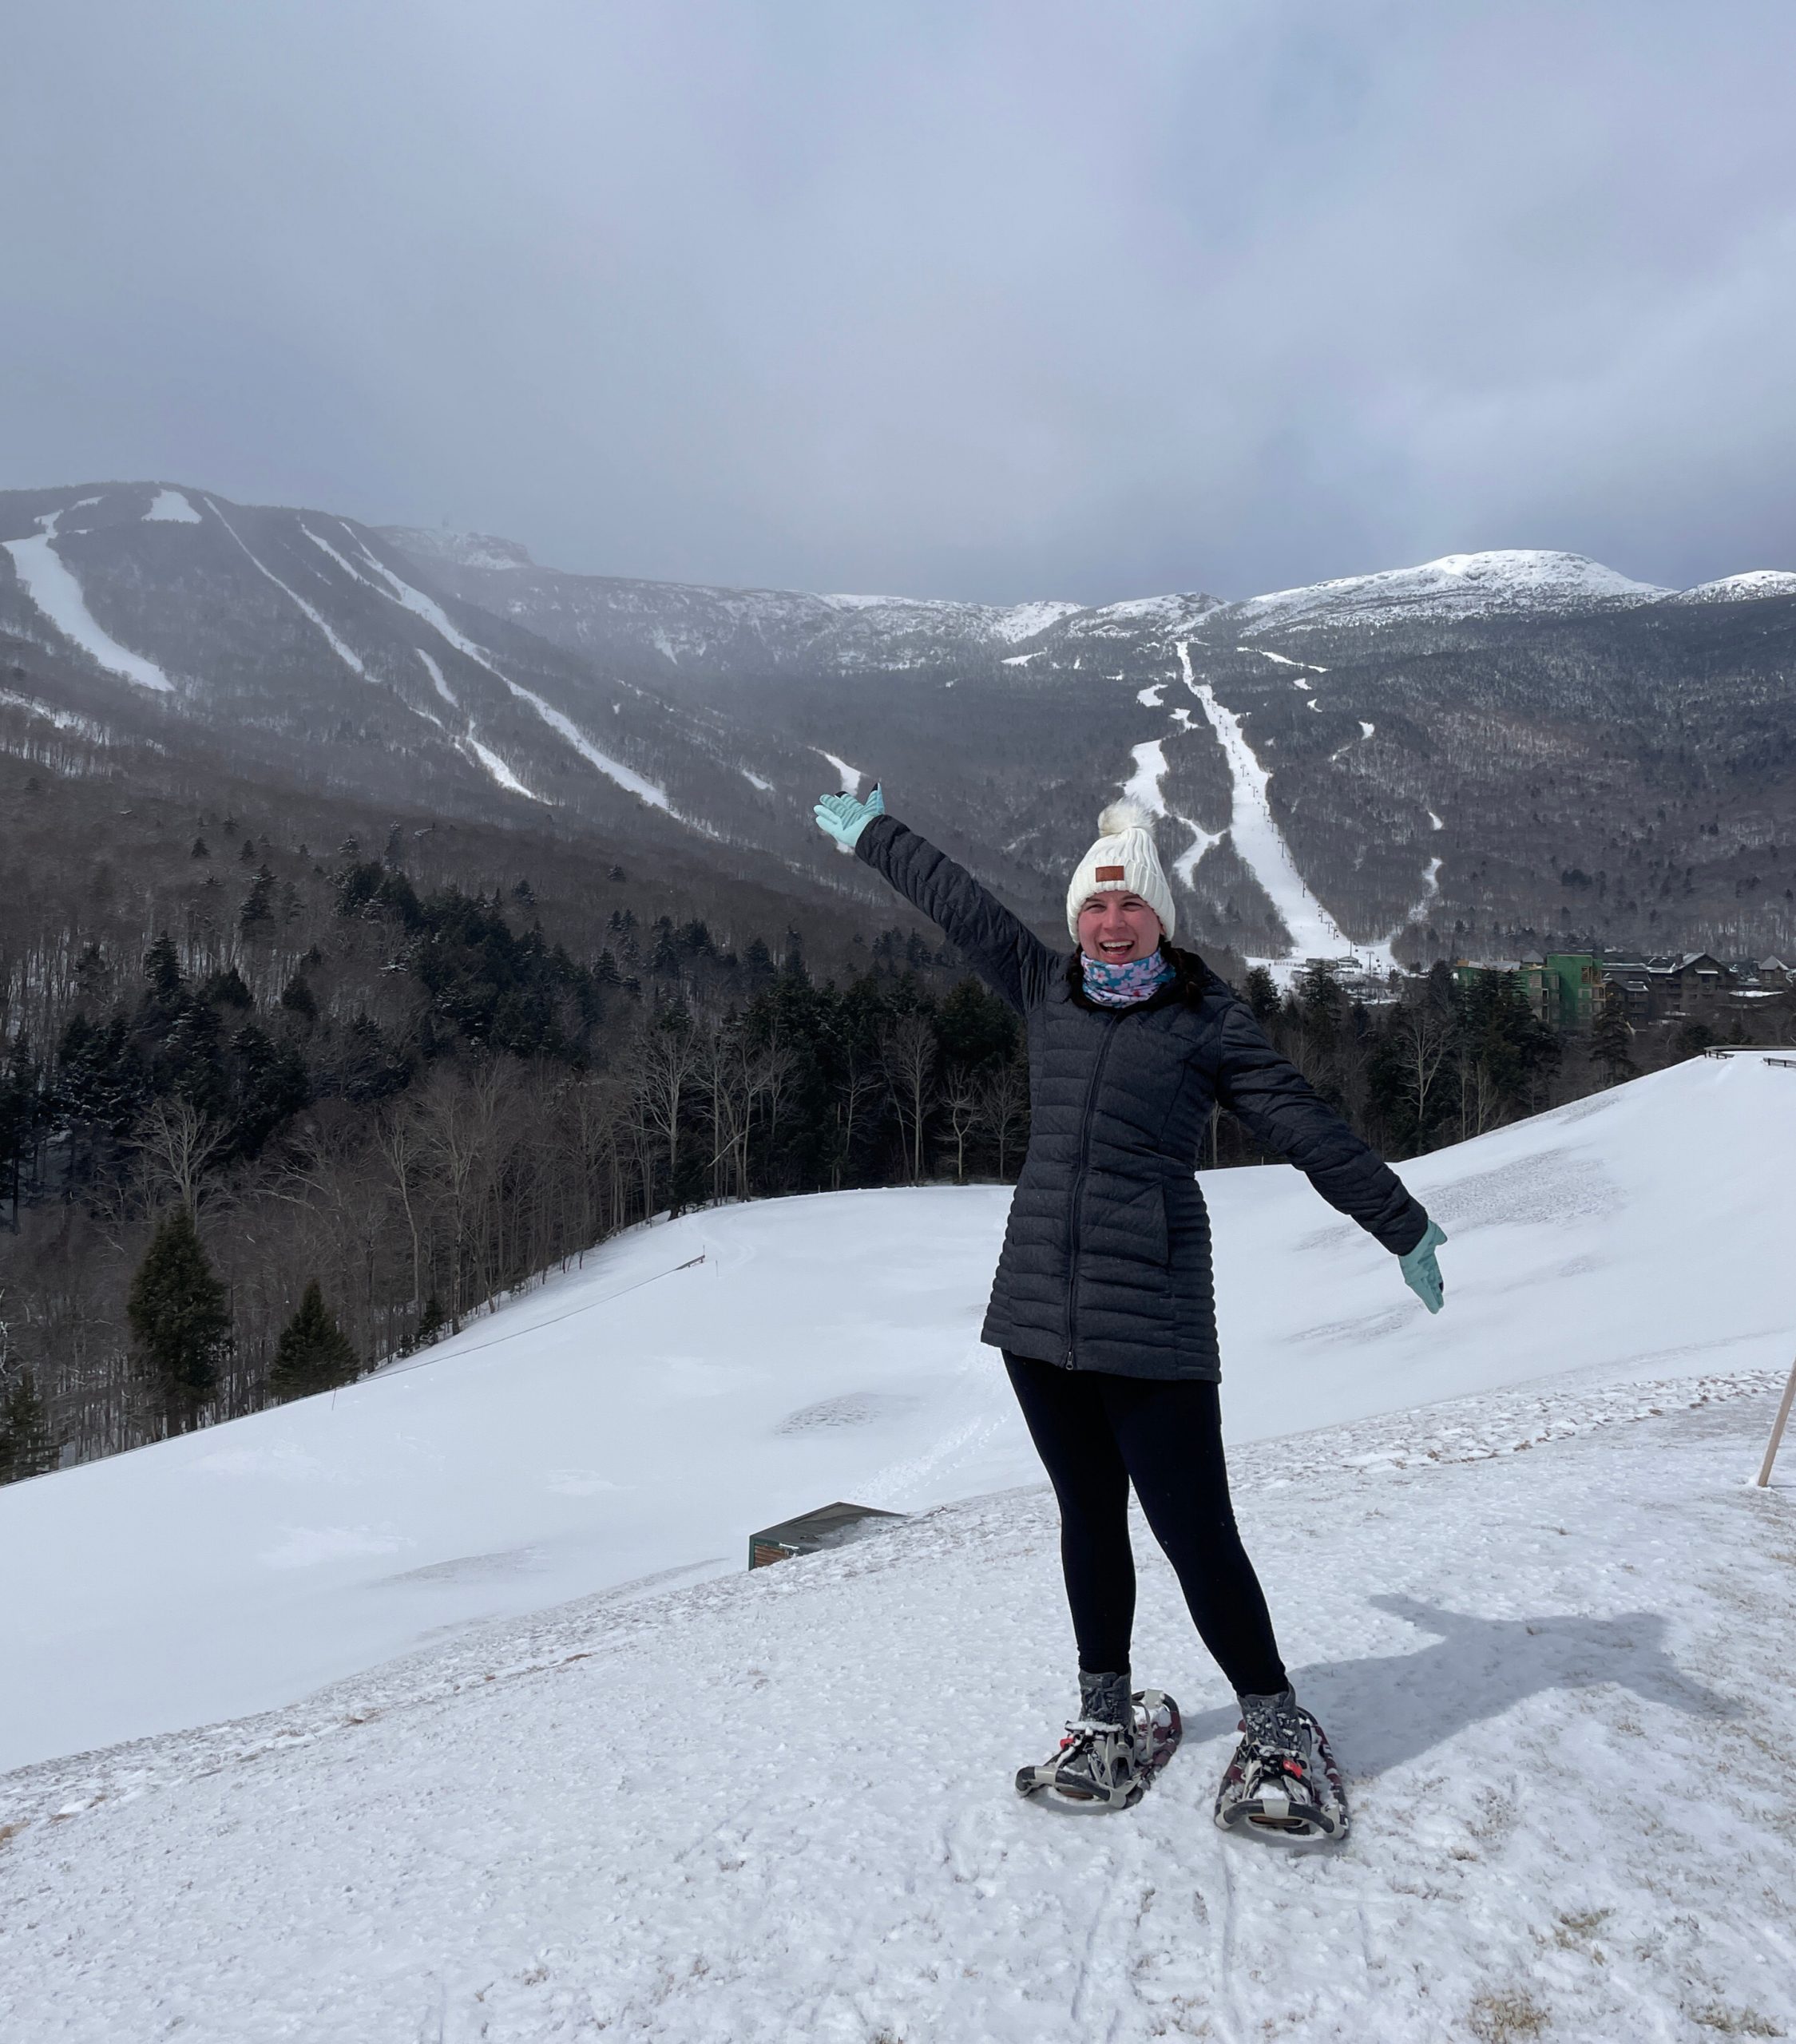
top-left (5, 846), bottom-right (1789, 1484)
top-left (0, 853), bottom-right (1026, 1476)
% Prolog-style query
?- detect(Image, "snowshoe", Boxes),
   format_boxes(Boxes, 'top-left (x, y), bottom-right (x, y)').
top-left (1213, 1689), bottom-right (1348, 1844)
top-left (1016, 1673), bottom-right (1183, 1812)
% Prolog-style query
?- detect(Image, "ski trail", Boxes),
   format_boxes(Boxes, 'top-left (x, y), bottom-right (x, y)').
top-left (3, 512), bottom-right (174, 692)
top-left (1173, 816), bottom-right (1226, 886)
top-left (462, 734), bottom-right (545, 801)
top-left (143, 489), bottom-right (202, 524)
top-left (1121, 739), bottom-right (1168, 814)
top-left (299, 524), bottom-right (672, 811)
top-left (414, 650), bottom-right (542, 801)
top-left (815, 749), bottom-right (865, 794)
top-left (414, 649), bottom-right (458, 709)
top-left (1238, 645), bottom-right (1327, 675)
top-left (1173, 640), bottom-right (1352, 958)
top-left (1406, 855), bottom-right (1443, 924)
top-left (208, 500), bottom-right (369, 680)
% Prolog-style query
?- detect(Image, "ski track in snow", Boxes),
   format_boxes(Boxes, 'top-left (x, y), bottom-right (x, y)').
top-left (1238, 644), bottom-right (1328, 675)
top-left (301, 523), bottom-right (671, 811)
top-left (1174, 640), bottom-right (1356, 960)
top-left (414, 640), bottom-right (543, 800)
top-left (739, 766), bottom-right (773, 792)
top-left (2, 512), bottom-right (174, 692)
top-left (1121, 738), bottom-right (1169, 815)
top-left (5, 1378), bottom-right (1794, 2042)
top-left (461, 733), bottom-right (543, 801)
top-left (816, 748), bottom-right (866, 794)
top-left (207, 500), bottom-right (369, 680)
top-left (1405, 855), bottom-right (1445, 926)
top-left (414, 648), bottom-right (458, 709)
top-left (142, 488), bottom-right (201, 524)
top-left (1168, 641), bottom-right (1444, 971)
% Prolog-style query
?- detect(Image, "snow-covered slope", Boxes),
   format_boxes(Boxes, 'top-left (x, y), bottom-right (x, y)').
top-left (1226, 549), bottom-right (1670, 635)
top-left (7, 1374), bottom-right (1790, 2042)
top-left (1671, 568), bottom-right (1796, 604)
top-left (3, 1052), bottom-right (1790, 1777)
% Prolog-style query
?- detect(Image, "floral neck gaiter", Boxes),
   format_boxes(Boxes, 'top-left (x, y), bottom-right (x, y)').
top-left (1080, 949), bottom-right (1176, 1008)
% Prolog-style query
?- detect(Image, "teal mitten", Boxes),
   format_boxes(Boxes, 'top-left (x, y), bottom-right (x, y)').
top-left (1398, 1219), bottom-right (1448, 1313)
top-left (814, 782), bottom-right (886, 852)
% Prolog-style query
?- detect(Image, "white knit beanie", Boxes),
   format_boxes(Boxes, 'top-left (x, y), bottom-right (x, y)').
top-left (1065, 798), bottom-right (1176, 943)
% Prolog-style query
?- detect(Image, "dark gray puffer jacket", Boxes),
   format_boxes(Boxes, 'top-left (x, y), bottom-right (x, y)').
top-left (858, 814), bottom-right (1430, 1381)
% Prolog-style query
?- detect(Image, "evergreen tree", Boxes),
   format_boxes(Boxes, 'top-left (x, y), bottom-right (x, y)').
top-left (268, 1280), bottom-right (359, 1402)
top-left (1243, 965), bottom-right (1280, 1026)
top-left (127, 1207), bottom-right (232, 1434)
top-left (280, 971), bottom-right (319, 1022)
top-left (0, 1369), bottom-right (60, 1483)
top-left (143, 933), bottom-right (184, 1005)
top-left (410, 1293), bottom-right (447, 1352)
top-left (1589, 986), bottom-right (1637, 1086)
top-left (240, 865), bottom-right (276, 933)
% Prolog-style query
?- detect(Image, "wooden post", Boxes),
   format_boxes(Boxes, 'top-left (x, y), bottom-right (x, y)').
top-left (1756, 1357), bottom-right (1796, 1488)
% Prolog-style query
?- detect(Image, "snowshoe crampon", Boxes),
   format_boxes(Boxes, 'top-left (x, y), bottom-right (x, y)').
top-left (1016, 1688), bottom-right (1182, 1813)
top-left (1214, 1703), bottom-right (1348, 1844)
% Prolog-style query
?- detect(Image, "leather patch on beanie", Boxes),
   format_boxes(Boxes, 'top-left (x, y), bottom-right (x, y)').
top-left (1096, 865), bottom-right (1125, 881)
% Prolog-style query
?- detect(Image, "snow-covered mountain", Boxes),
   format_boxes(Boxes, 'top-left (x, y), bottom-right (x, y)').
top-left (385, 525), bottom-right (1095, 670)
top-left (1228, 549), bottom-right (1669, 635)
top-left (4, 1052), bottom-right (1794, 2041)
top-left (6, 480), bottom-right (1795, 964)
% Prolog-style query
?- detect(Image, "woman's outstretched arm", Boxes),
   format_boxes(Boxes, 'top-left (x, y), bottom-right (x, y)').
top-left (817, 790), bottom-right (1060, 1014)
top-left (1211, 992), bottom-right (1433, 1258)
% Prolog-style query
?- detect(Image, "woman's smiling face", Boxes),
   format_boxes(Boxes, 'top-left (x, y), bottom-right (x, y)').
top-left (1076, 892), bottom-right (1163, 965)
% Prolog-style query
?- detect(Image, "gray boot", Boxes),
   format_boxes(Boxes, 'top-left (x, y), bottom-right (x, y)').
top-left (1014, 1669), bottom-right (1147, 1810)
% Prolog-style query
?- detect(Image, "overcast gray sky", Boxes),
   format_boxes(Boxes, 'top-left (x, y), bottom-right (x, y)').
top-left (5, 1), bottom-right (1794, 603)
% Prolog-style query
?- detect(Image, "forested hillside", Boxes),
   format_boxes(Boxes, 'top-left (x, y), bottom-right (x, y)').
top-left (6, 727), bottom-right (1786, 1483)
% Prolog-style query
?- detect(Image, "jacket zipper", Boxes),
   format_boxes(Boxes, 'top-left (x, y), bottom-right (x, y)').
top-left (1063, 1011), bottom-right (1122, 1366)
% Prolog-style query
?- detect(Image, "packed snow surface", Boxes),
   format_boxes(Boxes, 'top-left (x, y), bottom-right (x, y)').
top-left (1231, 550), bottom-right (1669, 635)
top-left (2, 512), bottom-right (174, 691)
top-left (142, 488), bottom-right (202, 523)
top-left (5, 1052), bottom-right (1793, 1784)
top-left (7, 1387), bottom-right (1795, 2042)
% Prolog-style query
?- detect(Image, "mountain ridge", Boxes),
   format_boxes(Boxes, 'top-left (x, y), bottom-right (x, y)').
top-left (5, 479), bottom-right (1794, 965)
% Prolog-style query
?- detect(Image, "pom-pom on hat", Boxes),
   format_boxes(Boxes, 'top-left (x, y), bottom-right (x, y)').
top-left (1065, 798), bottom-right (1176, 943)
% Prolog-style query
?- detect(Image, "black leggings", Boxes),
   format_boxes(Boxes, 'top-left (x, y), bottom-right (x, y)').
top-left (1005, 1353), bottom-right (1287, 1697)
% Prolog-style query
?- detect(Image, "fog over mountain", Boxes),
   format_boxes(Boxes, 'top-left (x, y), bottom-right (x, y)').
top-left (5, 480), bottom-right (1793, 968)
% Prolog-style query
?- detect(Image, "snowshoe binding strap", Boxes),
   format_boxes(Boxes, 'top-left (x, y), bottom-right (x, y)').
top-left (1213, 1698), bottom-right (1350, 1844)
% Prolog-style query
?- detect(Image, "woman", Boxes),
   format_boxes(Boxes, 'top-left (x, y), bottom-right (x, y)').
top-left (814, 784), bottom-right (1447, 1843)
